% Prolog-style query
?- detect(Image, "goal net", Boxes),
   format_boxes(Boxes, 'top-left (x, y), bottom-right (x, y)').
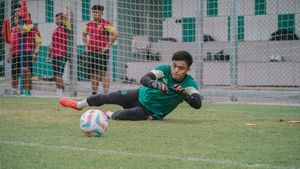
top-left (0, 0), bottom-right (299, 104)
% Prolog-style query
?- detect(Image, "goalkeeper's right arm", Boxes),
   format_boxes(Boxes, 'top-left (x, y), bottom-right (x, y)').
top-left (140, 72), bottom-right (168, 94)
top-left (140, 72), bottom-right (156, 87)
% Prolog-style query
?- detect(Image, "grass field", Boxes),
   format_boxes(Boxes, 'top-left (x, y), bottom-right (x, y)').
top-left (0, 97), bottom-right (299, 169)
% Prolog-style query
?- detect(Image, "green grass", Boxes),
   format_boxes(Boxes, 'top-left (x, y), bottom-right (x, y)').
top-left (0, 97), bottom-right (299, 169)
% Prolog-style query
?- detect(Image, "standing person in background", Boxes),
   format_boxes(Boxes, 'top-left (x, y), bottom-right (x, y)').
top-left (82, 5), bottom-right (118, 95)
top-left (19, 14), bottom-right (41, 97)
top-left (7, 5), bottom-right (41, 96)
top-left (28, 16), bottom-right (42, 94)
top-left (8, 8), bottom-right (22, 96)
top-left (47, 7), bottom-right (71, 97)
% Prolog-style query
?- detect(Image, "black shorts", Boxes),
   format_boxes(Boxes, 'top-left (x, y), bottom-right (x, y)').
top-left (87, 89), bottom-right (153, 120)
top-left (11, 52), bottom-right (33, 77)
top-left (52, 57), bottom-right (67, 77)
top-left (86, 51), bottom-right (109, 73)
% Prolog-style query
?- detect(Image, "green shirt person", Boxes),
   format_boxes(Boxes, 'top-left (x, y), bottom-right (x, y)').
top-left (139, 64), bottom-right (199, 119)
top-left (59, 51), bottom-right (202, 120)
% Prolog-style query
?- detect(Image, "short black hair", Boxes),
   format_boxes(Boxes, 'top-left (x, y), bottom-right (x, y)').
top-left (13, 4), bottom-right (21, 15)
top-left (92, 5), bottom-right (104, 11)
top-left (172, 51), bottom-right (193, 67)
top-left (55, 13), bottom-right (63, 17)
top-left (15, 3), bottom-right (21, 9)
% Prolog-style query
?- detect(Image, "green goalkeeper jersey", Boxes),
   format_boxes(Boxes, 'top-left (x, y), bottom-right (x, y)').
top-left (138, 64), bottom-right (199, 120)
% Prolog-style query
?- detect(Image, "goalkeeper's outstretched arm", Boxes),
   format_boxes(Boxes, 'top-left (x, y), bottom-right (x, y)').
top-left (140, 72), bottom-right (168, 94)
top-left (171, 85), bottom-right (202, 109)
top-left (181, 92), bottom-right (202, 109)
top-left (140, 72), bottom-right (156, 87)
top-left (141, 72), bottom-right (202, 109)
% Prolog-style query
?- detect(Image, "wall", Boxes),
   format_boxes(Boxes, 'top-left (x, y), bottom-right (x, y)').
top-left (9, 0), bottom-right (300, 87)
top-left (143, 41), bottom-right (300, 86)
top-left (27, 0), bottom-right (107, 46)
top-left (163, 0), bottom-right (300, 41)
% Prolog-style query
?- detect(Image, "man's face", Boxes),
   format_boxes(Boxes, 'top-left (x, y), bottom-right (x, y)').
top-left (92, 10), bottom-right (103, 21)
top-left (171, 60), bottom-right (190, 81)
top-left (14, 7), bottom-right (20, 17)
top-left (55, 15), bottom-right (63, 26)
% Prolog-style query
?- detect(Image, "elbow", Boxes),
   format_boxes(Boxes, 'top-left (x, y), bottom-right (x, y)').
top-left (139, 78), bottom-right (143, 85)
top-left (140, 72), bottom-right (156, 87)
top-left (192, 100), bottom-right (202, 109)
top-left (140, 75), bottom-right (147, 86)
top-left (190, 94), bottom-right (202, 109)
top-left (194, 102), bottom-right (202, 109)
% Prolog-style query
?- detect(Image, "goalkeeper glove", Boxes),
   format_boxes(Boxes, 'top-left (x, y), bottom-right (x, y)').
top-left (171, 84), bottom-right (186, 94)
top-left (150, 80), bottom-right (168, 95)
top-left (171, 84), bottom-right (184, 93)
top-left (171, 84), bottom-right (194, 102)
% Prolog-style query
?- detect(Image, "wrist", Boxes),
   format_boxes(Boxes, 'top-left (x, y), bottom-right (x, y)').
top-left (149, 80), bottom-right (157, 88)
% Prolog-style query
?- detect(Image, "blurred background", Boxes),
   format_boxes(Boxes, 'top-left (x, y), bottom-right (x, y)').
top-left (0, 0), bottom-right (299, 104)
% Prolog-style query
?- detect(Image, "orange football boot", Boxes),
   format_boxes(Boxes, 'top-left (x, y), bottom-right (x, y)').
top-left (59, 98), bottom-right (82, 110)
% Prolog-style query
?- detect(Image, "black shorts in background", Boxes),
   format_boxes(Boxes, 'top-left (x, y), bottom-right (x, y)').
top-left (11, 56), bottom-right (21, 78)
top-left (11, 52), bottom-right (33, 77)
top-left (52, 57), bottom-right (67, 77)
top-left (87, 51), bottom-right (109, 73)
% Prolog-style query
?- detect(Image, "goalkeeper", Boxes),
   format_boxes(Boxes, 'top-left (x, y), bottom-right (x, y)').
top-left (60, 51), bottom-right (202, 120)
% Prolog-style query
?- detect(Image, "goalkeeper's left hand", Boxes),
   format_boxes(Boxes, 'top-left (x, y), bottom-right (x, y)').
top-left (171, 84), bottom-right (186, 94)
top-left (171, 85), bottom-right (202, 109)
top-left (171, 84), bottom-right (193, 101)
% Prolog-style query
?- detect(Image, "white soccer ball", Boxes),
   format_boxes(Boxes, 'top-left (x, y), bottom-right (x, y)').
top-left (80, 109), bottom-right (109, 136)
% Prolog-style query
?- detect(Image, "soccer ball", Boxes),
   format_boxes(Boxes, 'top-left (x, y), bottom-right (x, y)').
top-left (80, 109), bottom-right (109, 136)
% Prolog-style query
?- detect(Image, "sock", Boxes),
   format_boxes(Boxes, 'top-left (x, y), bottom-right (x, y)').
top-left (57, 89), bottom-right (63, 97)
top-left (77, 99), bottom-right (89, 109)
top-left (105, 111), bottom-right (114, 119)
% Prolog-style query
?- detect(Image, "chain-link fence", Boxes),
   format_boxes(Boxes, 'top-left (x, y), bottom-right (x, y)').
top-left (0, 0), bottom-right (299, 104)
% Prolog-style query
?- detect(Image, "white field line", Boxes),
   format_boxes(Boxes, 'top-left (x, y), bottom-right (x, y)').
top-left (204, 108), bottom-right (289, 114)
top-left (213, 102), bottom-right (300, 107)
top-left (1, 140), bottom-right (298, 169)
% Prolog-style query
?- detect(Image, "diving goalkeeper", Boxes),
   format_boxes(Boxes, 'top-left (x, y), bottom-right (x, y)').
top-left (59, 51), bottom-right (202, 120)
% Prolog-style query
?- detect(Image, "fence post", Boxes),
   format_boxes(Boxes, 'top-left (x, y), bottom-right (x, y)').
top-left (195, 0), bottom-right (204, 87)
top-left (3, 0), bottom-right (12, 95)
top-left (106, 0), bottom-right (114, 83)
top-left (69, 1), bottom-right (78, 97)
top-left (230, 0), bottom-right (238, 88)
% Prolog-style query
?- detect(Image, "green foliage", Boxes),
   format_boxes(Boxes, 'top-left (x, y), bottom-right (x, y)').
top-left (0, 97), bottom-right (299, 169)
